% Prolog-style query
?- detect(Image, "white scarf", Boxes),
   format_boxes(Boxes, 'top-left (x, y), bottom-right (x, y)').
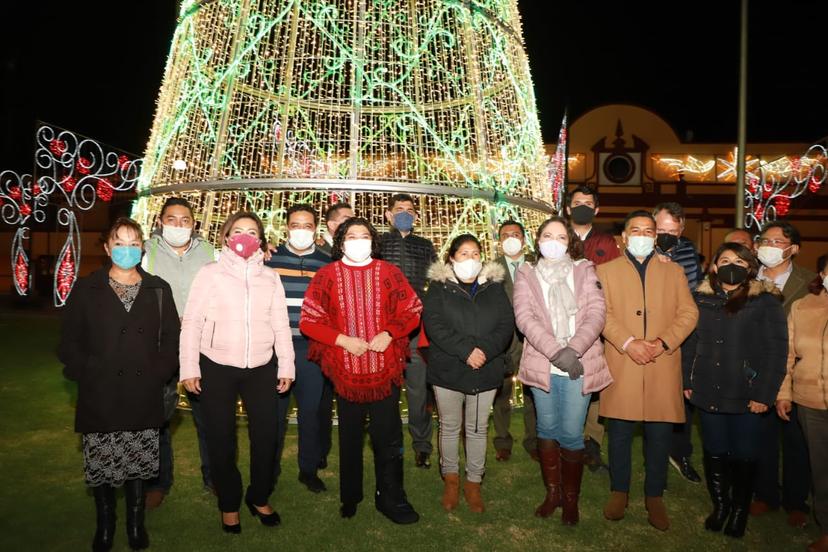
top-left (534, 256), bottom-right (578, 347)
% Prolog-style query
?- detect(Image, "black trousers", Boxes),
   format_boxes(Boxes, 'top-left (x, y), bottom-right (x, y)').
top-left (670, 399), bottom-right (695, 459)
top-left (199, 354), bottom-right (279, 513)
top-left (337, 385), bottom-right (403, 505)
top-left (608, 419), bottom-right (672, 497)
top-left (698, 409), bottom-right (762, 460)
top-left (754, 404), bottom-right (811, 512)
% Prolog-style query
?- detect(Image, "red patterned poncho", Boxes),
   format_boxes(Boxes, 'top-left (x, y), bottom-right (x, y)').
top-left (299, 259), bottom-right (423, 403)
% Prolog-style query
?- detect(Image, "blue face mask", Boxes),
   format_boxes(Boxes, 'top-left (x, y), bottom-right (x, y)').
top-left (393, 211), bottom-right (415, 232)
top-left (111, 246), bottom-right (142, 269)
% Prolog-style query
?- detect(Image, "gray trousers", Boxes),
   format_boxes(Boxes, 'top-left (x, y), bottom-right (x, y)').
top-left (434, 386), bottom-right (497, 483)
top-left (798, 405), bottom-right (828, 530)
top-left (405, 335), bottom-right (433, 454)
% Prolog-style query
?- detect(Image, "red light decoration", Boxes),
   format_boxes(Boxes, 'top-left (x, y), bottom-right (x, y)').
top-left (809, 175), bottom-right (822, 193)
top-left (118, 154), bottom-right (130, 170)
top-left (76, 157), bottom-right (92, 175)
top-left (14, 250), bottom-right (29, 295)
top-left (61, 176), bottom-right (77, 192)
top-left (96, 178), bottom-right (114, 202)
top-left (32, 183), bottom-right (42, 196)
top-left (19, 204), bottom-right (32, 216)
top-left (56, 242), bottom-right (77, 305)
top-left (774, 196), bottom-right (790, 216)
top-left (9, 186), bottom-right (21, 200)
top-left (49, 139), bottom-right (67, 156)
top-left (753, 204), bottom-right (764, 221)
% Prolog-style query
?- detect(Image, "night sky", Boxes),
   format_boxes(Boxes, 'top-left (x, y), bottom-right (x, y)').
top-left (2, 0), bottom-right (826, 172)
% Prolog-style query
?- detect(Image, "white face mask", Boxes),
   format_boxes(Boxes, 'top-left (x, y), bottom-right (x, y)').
top-left (342, 238), bottom-right (372, 263)
top-left (501, 237), bottom-right (523, 257)
top-left (757, 245), bottom-right (789, 268)
top-left (162, 224), bottom-right (192, 247)
top-left (452, 258), bottom-right (483, 281)
top-left (626, 235), bottom-right (655, 258)
top-left (538, 239), bottom-right (568, 260)
top-left (288, 229), bottom-right (315, 251)
top-left (822, 275), bottom-right (828, 293)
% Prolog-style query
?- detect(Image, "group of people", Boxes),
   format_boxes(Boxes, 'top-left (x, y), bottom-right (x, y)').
top-left (58, 188), bottom-right (828, 552)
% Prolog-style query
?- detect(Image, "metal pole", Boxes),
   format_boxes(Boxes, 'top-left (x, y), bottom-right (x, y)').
top-left (735, 0), bottom-right (748, 229)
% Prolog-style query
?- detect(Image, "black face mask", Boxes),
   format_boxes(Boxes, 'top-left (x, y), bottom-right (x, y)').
top-left (569, 205), bottom-right (595, 225)
top-left (656, 233), bottom-right (679, 252)
top-left (717, 264), bottom-right (749, 286)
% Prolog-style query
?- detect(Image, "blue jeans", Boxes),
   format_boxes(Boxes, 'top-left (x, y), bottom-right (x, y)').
top-left (530, 374), bottom-right (591, 451)
top-left (698, 409), bottom-right (761, 460)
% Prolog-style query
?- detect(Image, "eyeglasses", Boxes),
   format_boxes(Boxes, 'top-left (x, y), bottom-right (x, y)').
top-left (758, 238), bottom-right (791, 247)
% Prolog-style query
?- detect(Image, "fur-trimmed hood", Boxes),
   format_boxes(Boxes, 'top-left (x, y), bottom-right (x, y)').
top-left (427, 260), bottom-right (506, 285)
top-left (696, 277), bottom-right (780, 297)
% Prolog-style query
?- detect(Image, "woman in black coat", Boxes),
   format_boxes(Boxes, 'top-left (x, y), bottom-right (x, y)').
top-left (59, 217), bottom-right (179, 552)
top-left (682, 242), bottom-right (787, 539)
top-left (422, 233), bottom-right (515, 514)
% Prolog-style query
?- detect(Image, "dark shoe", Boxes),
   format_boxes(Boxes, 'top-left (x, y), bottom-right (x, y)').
top-left (221, 513), bottom-right (241, 534)
top-left (340, 503), bottom-right (357, 519)
top-left (583, 438), bottom-right (608, 473)
top-left (808, 534), bottom-right (828, 552)
top-left (603, 491), bottom-right (628, 521)
top-left (415, 451), bottom-right (431, 469)
top-left (92, 485), bottom-right (116, 552)
top-left (318, 457), bottom-right (328, 470)
top-left (702, 452), bottom-right (731, 532)
top-left (495, 448), bottom-right (511, 462)
top-left (298, 471), bottom-right (327, 493)
top-left (749, 499), bottom-right (777, 516)
top-left (375, 490), bottom-right (420, 524)
top-left (144, 489), bottom-right (165, 510)
top-left (245, 498), bottom-right (281, 527)
top-left (535, 439), bottom-right (562, 518)
top-left (560, 448), bottom-right (584, 526)
top-left (723, 459), bottom-right (756, 538)
top-left (669, 455), bottom-right (701, 483)
top-left (788, 510), bottom-right (809, 528)
top-left (124, 479), bottom-right (149, 550)
top-left (645, 496), bottom-right (670, 531)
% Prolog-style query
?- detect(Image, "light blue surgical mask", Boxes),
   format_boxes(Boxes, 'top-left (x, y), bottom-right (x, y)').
top-left (626, 236), bottom-right (655, 258)
top-left (111, 246), bottom-right (142, 269)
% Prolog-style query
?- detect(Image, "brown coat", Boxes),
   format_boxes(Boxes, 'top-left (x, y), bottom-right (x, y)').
top-left (597, 253), bottom-right (699, 422)
top-left (777, 291), bottom-right (828, 410)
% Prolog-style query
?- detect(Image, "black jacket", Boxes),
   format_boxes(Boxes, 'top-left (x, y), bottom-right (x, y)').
top-left (682, 279), bottom-right (788, 413)
top-left (379, 229), bottom-right (437, 299)
top-left (58, 266), bottom-right (180, 433)
top-left (423, 261), bottom-right (515, 394)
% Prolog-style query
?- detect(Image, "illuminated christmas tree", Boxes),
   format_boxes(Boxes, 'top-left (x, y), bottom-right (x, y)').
top-left (132, 0), bottom-right (552, 252)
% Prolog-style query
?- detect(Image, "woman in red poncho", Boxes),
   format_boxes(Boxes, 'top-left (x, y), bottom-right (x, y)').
top-left (300, 217), bottom-right (423, 524)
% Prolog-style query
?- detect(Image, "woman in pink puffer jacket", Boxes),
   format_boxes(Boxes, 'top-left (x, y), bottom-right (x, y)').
top-left (180, 211), bottom-right (294, 534)
top-left (514, 217), bottom-right (612, 527)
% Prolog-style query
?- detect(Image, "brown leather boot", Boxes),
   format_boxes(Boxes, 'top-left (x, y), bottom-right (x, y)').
top-left (535, 439), bottom-right (562, 518)
top-left (807, 534), bottom-right (828, 552)
top-left (441, 473), bottom-right (460, 512)
top-left (603, 491), bottom-right (628, 521)
top-left (645, 496), bottom-right (670, 531)
top-left (463, 480), bottom-right (485, 513)
top-left (560, 448), bottom-right (584, 526)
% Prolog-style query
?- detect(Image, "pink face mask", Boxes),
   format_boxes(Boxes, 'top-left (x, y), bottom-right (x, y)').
top-left (227, 233), bottom-right (261, 259)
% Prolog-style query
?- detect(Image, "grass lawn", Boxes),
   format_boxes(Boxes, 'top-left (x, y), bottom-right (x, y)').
top-left (0, 309), bottom-right (814, 551)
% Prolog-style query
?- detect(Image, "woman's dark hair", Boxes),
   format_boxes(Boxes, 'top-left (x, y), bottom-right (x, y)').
top-left (708, 242), bottom-right (762, 314)
top-left (219, 211), bottom-right (268, 252)
top-left (331, 217), bottom-right (381, 261)
top-left (104, 216), bottom-right (144, 243)
top-left (444, 233), bottom-right (481, 263)
top-left (533, 217), bottom-right (584, 261)
top-left (807, 253), bottom-right (828, 295)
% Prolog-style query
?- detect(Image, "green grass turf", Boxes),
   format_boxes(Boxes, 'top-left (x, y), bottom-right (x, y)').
top-left (0, 310), bottom-right (814, 551)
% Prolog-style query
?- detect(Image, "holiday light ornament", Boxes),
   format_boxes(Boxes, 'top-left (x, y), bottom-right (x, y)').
top-left (132, 0), bottom-right (553, 254)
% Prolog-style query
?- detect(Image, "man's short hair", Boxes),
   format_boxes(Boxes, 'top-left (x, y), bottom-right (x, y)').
top-left (624, 210), bottom-right (655, 230)
top-left (498, 220), bottom-right (526, 237)
top-left (388, 193), bottom-right (415, 211)
top-left (653, 202), bottom-right (685, 223)
top-left (325, 202), bottom-right (352, 222)
top-left (566, 185), bottom-right (600, 208)
top-left (160, 197), bottom-right (194, 218)
top-left (286, 203), bottom-right (318, 225)
top-left (761, 220), bottom-right (801, 246)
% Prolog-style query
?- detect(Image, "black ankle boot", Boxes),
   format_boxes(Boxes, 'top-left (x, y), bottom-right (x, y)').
top-left (92, 485), bottom-right (116, 552)
top-left (723, 458), bottom-right (755, 538)
top-left (702, 451), bottom-right (731, 532)
top-left (124, 479), bottom-right (149, 550)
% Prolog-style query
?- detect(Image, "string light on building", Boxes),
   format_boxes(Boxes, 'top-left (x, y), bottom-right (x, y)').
top-left (132, 0), bottom-right (554, 256)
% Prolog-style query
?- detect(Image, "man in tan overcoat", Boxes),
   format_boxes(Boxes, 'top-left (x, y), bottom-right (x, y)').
top-left (596, 210), bottom-right (699, 531)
